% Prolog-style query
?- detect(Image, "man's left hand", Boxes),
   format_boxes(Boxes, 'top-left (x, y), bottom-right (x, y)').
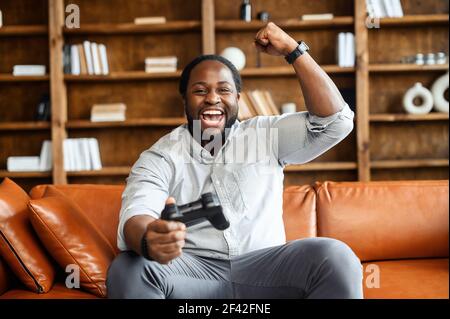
top-left (254, 22), bottom-right (299, 57)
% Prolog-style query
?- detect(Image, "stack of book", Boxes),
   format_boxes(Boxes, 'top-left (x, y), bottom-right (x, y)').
top-left (90, 103), bottom-right (127, 122)
top-left (12, 65), bottom-right (46, 76)
top-left (238, 90), bottom-right (280, 120)
top-left (134, 16), bottom-right (166, 25)
top-left (337, 33), bottom-right (355, 68)
top-left (301, 13), bottom-right (334, 21)
top-left (6, 156), bottom-right (41, 172)
top-left (366, 0), bottom-right (404, 18)
top-left (6, 140), bottom-right (52, 172)
top-left (64, 41), bottom-right (110, 75)
top-left (63, 138), bottom-right (102, 172)
top-left (145, 56), bottom-right (177, 73)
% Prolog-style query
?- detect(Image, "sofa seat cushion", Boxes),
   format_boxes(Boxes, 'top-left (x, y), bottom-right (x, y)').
top-left (0, 178), bottom-right (56, 293)
top-left (0, 257), bottom-right (11, 295)
top-left (0, 282), bottom-right (98, 299)
top-left (363, 258), bottom-right (449, 299)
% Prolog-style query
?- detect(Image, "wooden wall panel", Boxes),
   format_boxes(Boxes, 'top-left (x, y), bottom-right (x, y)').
top-left (372, 167), bottom-right (449, 181)
top-left (66, 33), bottom-right (202, 72)
top-left (0, 0), bottom-right (48, 25)
top-left (369, 72), bottom-right (449, 114)
top-left (370, 122), bottom-right (449, 160)
top-left (369, 26), bottom-right (449, 64)
top-left (0, 131), bottom-right (51, 168)
top-left (0, 37), bottom-right (49, 73)
top-left (284, 170), bottom-right (358, 187)
top-left (216, 29), bottom-right (354, 67)
top-left (68, 127), bottom-right (175, 166)
top-left (67, 81), bottom-right (185, 120)
top-left (400, 0), bottom-right (449, 14)
top-left (0, 82), bottom-right (50, 122)
top-left (64, 0), bottom-right (201, 23)
top-left (214, 0), bottom-right (354, 19)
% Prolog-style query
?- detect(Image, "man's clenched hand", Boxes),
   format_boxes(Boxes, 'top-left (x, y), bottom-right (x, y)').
top-left (254, 22), bottom-right (299, 57)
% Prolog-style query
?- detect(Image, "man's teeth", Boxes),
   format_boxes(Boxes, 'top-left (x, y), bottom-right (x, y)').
top-left (202, 110), bottom-right (223, 115)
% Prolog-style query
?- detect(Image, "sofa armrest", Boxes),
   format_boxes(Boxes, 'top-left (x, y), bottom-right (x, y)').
top-left (0, 256), bottom-right (11, 295)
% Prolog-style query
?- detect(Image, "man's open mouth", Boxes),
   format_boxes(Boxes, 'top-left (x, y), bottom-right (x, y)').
top-left (200, 109), bottom-right (225, 127)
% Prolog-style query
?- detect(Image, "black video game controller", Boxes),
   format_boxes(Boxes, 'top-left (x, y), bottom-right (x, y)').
top-left (161, 193), bottom-right (230, 230)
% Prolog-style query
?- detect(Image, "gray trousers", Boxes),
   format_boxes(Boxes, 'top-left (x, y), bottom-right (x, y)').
top-left (106, 237), bottom-right (364, 299)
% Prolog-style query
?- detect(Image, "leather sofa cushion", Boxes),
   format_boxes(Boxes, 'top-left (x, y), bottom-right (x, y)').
top-left (0, 257), bottom-right (11, 295)
top-left (362, 258), bottom-right (449, 299)
top-left (316, 180), bottom-right (449, 262)
top-left (28, 186), bottom-right (116, 297)
top-left (0, 178), bottom-right (55, 293)
top-left (30, 184), bottom-right (124, 253)
top-left (0, 282), bottom-right (98, 299)
top-left (283, 185), bottom-right (316, 240)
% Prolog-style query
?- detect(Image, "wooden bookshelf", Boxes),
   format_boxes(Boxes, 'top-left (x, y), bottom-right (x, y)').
top-left (369, 63), bottom-right (449, 72)
top-left (0, 25), bottom-right (48, 36)
top-left (215, 16), bottom-right (354, 31)
top-left (370, 113), bottom-right (449, 122)
top-left (63, 21), bottom-right (202, 34)
top-left (0, 0), bottom-right (448, 190)
top-left (66, 118), bottom-right (186, 129)
top-left (378, 14), bottom-right (449, 27)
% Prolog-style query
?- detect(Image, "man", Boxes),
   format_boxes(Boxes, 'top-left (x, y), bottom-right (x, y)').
top-left (107, 23), bottom-right (363, 299)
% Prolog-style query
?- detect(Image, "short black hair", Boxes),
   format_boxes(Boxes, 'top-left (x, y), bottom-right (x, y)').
top-left (178, 55), bottom-right (242, 98)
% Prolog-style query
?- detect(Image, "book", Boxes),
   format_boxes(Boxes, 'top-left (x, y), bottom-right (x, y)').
top-left (83, 41), bottom-right (94, 75)
top-left (39, 140), bottom-right (52, 172)
top-left (91, 42), bottom-right (102, 75)
top-left (63, 44), bottom-right (72, 74)
top-left (88, 138), bottom-right (102, 170)
top-left (145, 65), bottom-right (177, 73)
top-left (366, 0), bottom-right (376, 18)
top-left (145, 56), bottom-right (178, 66)
top-left (345, 32), bottom-right (355, 67)
top-left (77, 43), bottom-right (87, 74)
top-left (35, 94), bottom-right (51, 121)
top-left (7, 156), bottom-right (41, 172)
top-left (391, 0), bottom-right (404, 17)
top-left (337, 33), bottom-right (347, 67)
top-left (91, 103), bottom-right (126, 122)
top-left (263, 91), bottom-right (280, 116)
top-left (13, 65), bottom-right (46, 76)
top-left (240, 92), bottom-right (258, 117)
top-left (98, 44), bottom-right (109, 75)
top-left (134, 16), bottom-right (167, 25)
top-left (70, 45), bottom-right (81, 75)
top-left (382, 0), bottom-right (395, 17)
top-left (301, 13), bottom-right (334, 21)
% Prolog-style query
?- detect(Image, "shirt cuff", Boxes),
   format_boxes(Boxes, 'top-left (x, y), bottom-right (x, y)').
top-left (305, 103), bottom-right (354, 133)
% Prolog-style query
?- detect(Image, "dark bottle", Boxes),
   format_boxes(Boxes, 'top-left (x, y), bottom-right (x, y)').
top-left (240, 0), bottom-right (251, 22)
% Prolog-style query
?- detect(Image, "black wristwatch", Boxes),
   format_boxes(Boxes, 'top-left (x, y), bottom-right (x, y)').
top-left (285, 41), bottom-right (309, 64)
top-left (141, 234), bottom-right (152, 260)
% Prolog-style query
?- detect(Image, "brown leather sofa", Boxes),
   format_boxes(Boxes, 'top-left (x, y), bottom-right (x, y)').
top-left (0, 180), bottom-right (448, 299)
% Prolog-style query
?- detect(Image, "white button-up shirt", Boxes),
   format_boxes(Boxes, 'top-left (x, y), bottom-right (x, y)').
top-left (117, 104), bottom-right (354, 259)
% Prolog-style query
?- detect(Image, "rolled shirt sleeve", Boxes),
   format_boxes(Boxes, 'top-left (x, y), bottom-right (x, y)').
top-left (272, 103), bottom-right (354, 166)
top-left (117, 149), bottom-right (173, 251)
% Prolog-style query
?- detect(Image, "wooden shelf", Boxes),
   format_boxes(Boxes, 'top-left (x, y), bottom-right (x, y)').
top-left (64, 71), bottom-right (181, 82)
top-left (0, 170), bottom-right (51, 178)
top-left (377, 14), bottom-right (449, 27)
top-left (64, 21), bottom-right (201, 34)
top-left (67, 166), bottom-right (131, 177)
top-left (0, 74), bottom-right (50, 82)
top-left (371, 159), bottom-right (449, 169)
top-left (241, 65), bottom-right (355, 77)
top-left (215, 17), bottom-right (354, 31)
top-left (284, 162), bottom-right (358, 172)
top-left (369, 63), bottom-right (449, 73)
top-left (67, 118), bottom-right (186, 129)
top-left (370, 113), bottom-right (449, 122)
top-left (0, 121), bottom-right (51, 131)
top-left (0, 25), bottom-right (48, 36)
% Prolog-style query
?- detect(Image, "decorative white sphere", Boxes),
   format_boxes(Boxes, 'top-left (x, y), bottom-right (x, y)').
top-left (220, 47), bottom-right (246, 70)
